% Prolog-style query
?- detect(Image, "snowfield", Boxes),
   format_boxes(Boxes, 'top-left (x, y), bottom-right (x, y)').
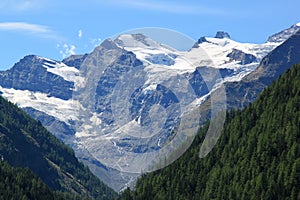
top-left (1, 23), bottom-right (299, 191)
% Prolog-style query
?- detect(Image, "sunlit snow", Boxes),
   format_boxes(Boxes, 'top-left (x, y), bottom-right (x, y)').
top-left (0, 86), bottom-right (80, 125)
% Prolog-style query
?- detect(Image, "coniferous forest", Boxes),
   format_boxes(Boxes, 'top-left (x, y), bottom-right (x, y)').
top-left (0, 161), bottom-right (93, 200)
top-left (120, 63), bottom-right (300, 199)
top-left (0, 95), bottom-right (117, 199)
top-left (0, 60), bottom-right (300, 199)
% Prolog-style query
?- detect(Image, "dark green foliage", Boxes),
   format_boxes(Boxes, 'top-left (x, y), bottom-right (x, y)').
top-left (0, 96), bottom-right (116, 199)
top-left (120, 63), bottom-right (300, 199)
top-left (0, 161), bottom-right (91, 200)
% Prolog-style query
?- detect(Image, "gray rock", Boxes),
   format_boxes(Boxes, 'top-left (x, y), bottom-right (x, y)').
top-left (215, 31), bottom-right (231, 39)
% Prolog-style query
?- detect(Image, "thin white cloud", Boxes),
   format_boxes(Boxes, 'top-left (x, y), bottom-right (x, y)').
top-left (100, 0), bottom-right (227, 15)
top-left (57, 43), bottom-right (76, 58)
top-left (0, 22), bottom-right (61, 40)
top-left (78, 29), bottom-right (83, 39)
top-left (0, 22), bottom-right (49, 33)
top-left (0, 0), bottom-right (45, 12)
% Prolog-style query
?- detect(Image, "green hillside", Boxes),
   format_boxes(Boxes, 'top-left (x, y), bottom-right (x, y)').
top-left (0, 96), bottom-right (116, 199)
top-left (120, 64), bottom-right (300, 200)
top-left (0, 161), bottom-right (93, 200)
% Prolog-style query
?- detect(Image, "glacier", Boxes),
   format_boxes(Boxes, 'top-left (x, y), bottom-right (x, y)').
top-left (0, 24), bottom-right (299, 191)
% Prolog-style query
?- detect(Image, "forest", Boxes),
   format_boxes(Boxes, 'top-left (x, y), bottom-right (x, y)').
top-left (120, 63), bottom-right (300, 199)
top-left (0, 94), bottom-right (116, 199)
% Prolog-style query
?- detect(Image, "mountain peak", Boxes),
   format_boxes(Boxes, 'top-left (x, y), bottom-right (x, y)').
top-left (99, 38), bottom-right (120, 50)
top-left (197, 36), bottom-right (207, 44)
top-left (215, 31), bottom-right (231, 39)
top-left (114, 33), bottom-right (162, 49)
top-left (267, 22), bottom-right (300, 43)
top-left (130, 33), bottom-right (148, 42)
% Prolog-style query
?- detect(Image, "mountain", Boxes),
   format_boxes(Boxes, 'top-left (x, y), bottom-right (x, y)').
top-left (0, 161), bottom-right (91, 200)
top-left (0, 96), bottom-right (116, 199)
top-left (119, 62), bottom-right (300, 200)
top-left (267, 22), bottom-right (300, 43)
top-left (225, 28), bottom-right (300, 109)
top-left (0, 23), bottom-right (299, 191)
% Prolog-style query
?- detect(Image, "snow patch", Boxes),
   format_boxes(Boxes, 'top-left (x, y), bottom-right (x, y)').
top-left (144, 84), bottom-right (157, 91)
top-left (0, 86), bottom-right (79, 125)
top-left (90, 113), bottom-right (102, 126)
top-left (115, 34), bottom-right (280, 85)
top-left (194, 37), bottom-right (279, 68)
top-left (42, 59), bottom-right (80, 82)
top-left (37, 57), bottom-right (85, 91)
top-left (116, 34), bottom-right (163, 49)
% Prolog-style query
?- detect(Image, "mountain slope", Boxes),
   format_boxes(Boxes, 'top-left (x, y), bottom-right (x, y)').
top-left (120, 63), bottom-right (300, 200)
top-left (0, 55), bottom-right (77, 100)
top-left (225, 29), bottom-right (300, 109)
top-left (0, 96), bottom-right (116, 199)
top-left (0, 161), bottom-right (92, 200)
top-left (0, 23), bottom-right (298, 191)
top-left (267, 22), bottom-right (300, 43)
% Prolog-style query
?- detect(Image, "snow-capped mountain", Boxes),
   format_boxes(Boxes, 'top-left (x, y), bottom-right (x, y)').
top-left (267, 22), bottom-right (300, 43)
top-left (188, 31), bottom-right (279, 82)
top-left (0, 23), bottom-right (299, 191)
top-left (224, 28), bottom-right (300, 110)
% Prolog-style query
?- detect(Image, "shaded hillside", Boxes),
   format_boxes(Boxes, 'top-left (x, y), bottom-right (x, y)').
top-left (0, 96), bottom-right (116, 199)
top-left (0, 161), bottom-right (92, 200)
top-left (120, 63), bottom-right (300, 199)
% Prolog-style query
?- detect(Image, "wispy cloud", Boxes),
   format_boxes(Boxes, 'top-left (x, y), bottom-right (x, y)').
top-left (100, 0), bottom-right (227, 15)
top-left (0, 0), bottom-right (45, 12)
top-left (78, 29), bottom-right (83, 39)
top-left (0, 22), bottom-right (49, 33)
top-left (0, 22), bottom-right (61, 40)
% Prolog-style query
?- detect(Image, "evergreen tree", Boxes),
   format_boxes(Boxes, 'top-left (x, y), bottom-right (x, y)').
top-left (120, 63), bottom-right (300, 200)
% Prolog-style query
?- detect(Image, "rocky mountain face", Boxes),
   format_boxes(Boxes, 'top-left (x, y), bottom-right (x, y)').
top-left (215, 31), bottom-right (231, 39)
top-left (267, 22), bottom-right (300, 43)
top-left (0, 96), bottom-right (117, 199)
top-left (119, 60), bottom-right (300, 200)
top-left (225, 29), bottom-right (300, 110)
top-left (0, 23), bottom-right (299, 191)
top-left (0, 55), bottom-right (74, 100)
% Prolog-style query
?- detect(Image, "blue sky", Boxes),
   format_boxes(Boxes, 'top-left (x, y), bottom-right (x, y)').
top-left (0, 0), bottom-right (299, 70)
